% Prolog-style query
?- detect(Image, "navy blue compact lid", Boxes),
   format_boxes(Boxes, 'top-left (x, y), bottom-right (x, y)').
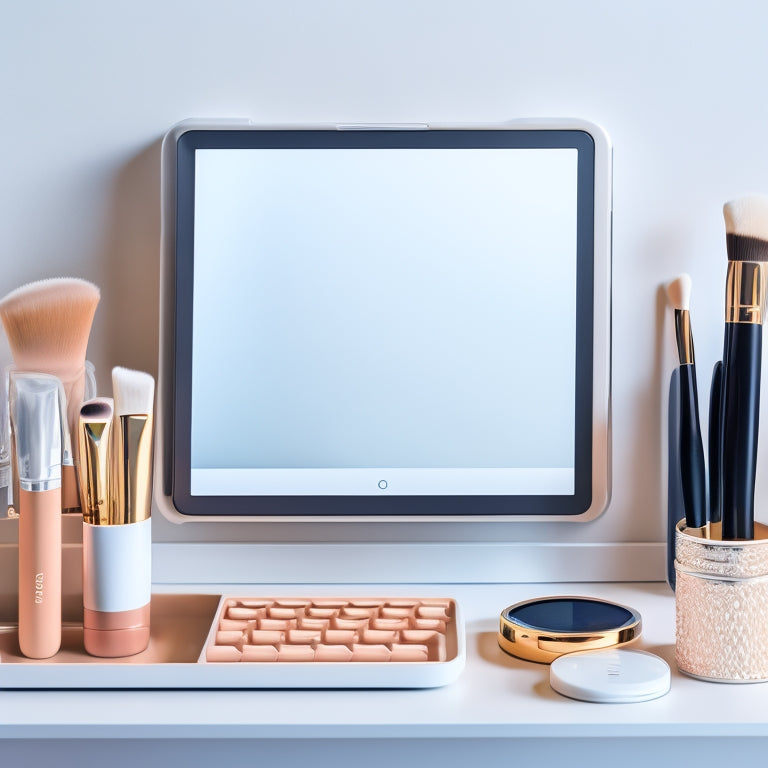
top-left (503, 597), bottom-right (637, 633)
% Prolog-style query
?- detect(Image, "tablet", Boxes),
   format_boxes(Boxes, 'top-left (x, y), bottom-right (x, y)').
top-left (157, 119), bottom-right (612, 520)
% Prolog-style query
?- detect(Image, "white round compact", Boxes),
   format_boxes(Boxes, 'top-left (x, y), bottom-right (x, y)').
top-left (549, 649), bottom-right (671, 703)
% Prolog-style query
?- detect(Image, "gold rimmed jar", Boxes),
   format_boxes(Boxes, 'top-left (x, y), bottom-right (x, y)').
top-left (675, 520), bottom-right (768, 682)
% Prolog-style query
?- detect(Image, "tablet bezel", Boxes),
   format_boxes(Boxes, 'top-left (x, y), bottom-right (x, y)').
top-left (156, 120), bottom-right (612, 522)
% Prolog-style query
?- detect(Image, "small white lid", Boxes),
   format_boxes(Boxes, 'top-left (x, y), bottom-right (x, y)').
top-left (550, 649), bottom-right (670, 703)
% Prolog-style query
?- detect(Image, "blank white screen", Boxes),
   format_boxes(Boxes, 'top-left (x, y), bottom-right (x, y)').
top-left (190, 146), bottom-right (578, 495)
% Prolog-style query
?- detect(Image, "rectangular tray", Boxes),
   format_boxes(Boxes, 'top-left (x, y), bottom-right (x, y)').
top-left (0, 594), bottom-right (465, 689)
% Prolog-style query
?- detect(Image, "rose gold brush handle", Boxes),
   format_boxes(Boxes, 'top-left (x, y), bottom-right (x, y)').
top-left (18, 487), bottom-right (62, 658)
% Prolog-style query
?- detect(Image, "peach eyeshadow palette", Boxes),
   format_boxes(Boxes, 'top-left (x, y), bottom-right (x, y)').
top-left (0, 594), bottom-right (465, 688)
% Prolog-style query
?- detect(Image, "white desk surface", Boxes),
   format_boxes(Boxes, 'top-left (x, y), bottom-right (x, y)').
top-left (1, 580), bottom-right (766, 740)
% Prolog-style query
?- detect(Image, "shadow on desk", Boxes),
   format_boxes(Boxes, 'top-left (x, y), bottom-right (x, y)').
top-left (476, 629), bottom-right (680, 698)
top-left (475, 630), bottom-right (560, 700)
top-left (476, 630), bottom-right (530, 669)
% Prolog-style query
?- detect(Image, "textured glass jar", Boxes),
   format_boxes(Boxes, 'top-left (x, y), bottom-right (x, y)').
top-left (675, 521), bottom-right (768, 682)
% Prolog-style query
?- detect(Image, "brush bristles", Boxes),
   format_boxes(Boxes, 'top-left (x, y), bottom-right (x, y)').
top-left (665, 273), bottom-right (692, 311)
top-left (80, 397), bottom-right (114, 422)
top-left (723, 196), bottom-right (768, 240)
top-left (0, 278), bottom-right (100, 371)
top-left (112, 367), bottom-right (155, 416)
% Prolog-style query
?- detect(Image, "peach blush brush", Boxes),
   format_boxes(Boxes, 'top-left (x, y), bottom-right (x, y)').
top-left (0, 277), bottom-right (100, 512)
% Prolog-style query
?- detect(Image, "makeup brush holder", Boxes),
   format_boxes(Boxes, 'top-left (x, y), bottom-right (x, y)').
top-left (675, 520), bottom-right (768, 682)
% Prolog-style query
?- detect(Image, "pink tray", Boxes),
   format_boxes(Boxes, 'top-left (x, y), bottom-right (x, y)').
top-left (0, 594), bottom-right (465, 689)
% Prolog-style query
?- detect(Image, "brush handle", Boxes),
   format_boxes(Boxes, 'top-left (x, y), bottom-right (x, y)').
top-left (721, 322), bottom-right (762, 540)
top-left (18, 487), bottom-right (62, 658)
top-left (678, 363), bottom-right (707, 530)
top-left (61, 463), bottom-right (81, 513)
top-left (667, 369), bottom-right (683, 590)
top-left (708, 361), bottom-right (723, 526)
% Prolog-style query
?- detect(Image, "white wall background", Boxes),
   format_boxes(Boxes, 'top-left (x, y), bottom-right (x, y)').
top-left (2, 0), bottom-right (768, 553)
top-left (3, 2), bottom-right (768, 764)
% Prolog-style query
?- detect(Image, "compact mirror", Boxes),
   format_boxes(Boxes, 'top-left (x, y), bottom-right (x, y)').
top-left (498, 596), bottom-right (642, 663)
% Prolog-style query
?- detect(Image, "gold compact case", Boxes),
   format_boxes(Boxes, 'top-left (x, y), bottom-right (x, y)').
top-left (498, 596), bottom-right (642, 664)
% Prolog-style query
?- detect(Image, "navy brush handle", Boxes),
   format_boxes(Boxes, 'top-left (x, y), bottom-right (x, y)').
top-left (678, 363), bottom-right (707, 530)
top-left (708, 361), bottom-right (723, 525)
top-left (667, 369), bottom-right (683, 590)
top-left (721, 322), bottom-right (762, 540)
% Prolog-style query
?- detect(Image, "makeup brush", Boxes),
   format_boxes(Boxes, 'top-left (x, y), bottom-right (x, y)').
top-left (10, 372), bottom-right (63, 658)
top-left (720, 195), bottom-right (768, 540)
top-left (0, 277), bottom-right (100, 512)
top-left (708, 361), bottom-right (723, 538)
top-left (78, 366), bottom-right (155, 657)
top-left (666, 274), bottom-right (707, 535)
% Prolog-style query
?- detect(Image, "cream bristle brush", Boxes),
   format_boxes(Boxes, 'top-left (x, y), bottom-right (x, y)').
top-left (666, 273), bottom-right (708, 536)
top-left (720, 195), bottom-right (768, 540)
top-left (0, 277), bottom-right (100, 512)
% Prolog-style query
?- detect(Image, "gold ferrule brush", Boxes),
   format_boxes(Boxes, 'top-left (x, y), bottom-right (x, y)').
top-left (725, 230), bottom-right (768, 325)
top-left (114, 413), bottom-right (153, 525)
top-left (725, 259), bottom-right (768, 325)
top-left (77, 399), bottom-right (114, 526)
top-left (720, 202), bottom-right (768, 541)
top-left (674, 309), bottom-right (695, 365)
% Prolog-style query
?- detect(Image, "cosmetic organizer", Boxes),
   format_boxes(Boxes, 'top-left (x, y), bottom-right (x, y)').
top-left (675, 521), bottom-right (768, 682)
top-left (0, 594), bottom-right (465, 689)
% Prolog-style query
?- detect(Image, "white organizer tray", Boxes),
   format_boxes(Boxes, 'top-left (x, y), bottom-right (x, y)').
top-left (0, 594), bottom-right (465, 689)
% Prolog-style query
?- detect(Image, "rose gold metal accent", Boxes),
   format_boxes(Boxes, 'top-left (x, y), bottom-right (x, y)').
top-left (83, 603), bottom-right (150, 657)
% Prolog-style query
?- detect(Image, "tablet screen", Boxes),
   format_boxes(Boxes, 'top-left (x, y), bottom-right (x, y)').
top-left (169, 127), bottom-right (605, 517)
